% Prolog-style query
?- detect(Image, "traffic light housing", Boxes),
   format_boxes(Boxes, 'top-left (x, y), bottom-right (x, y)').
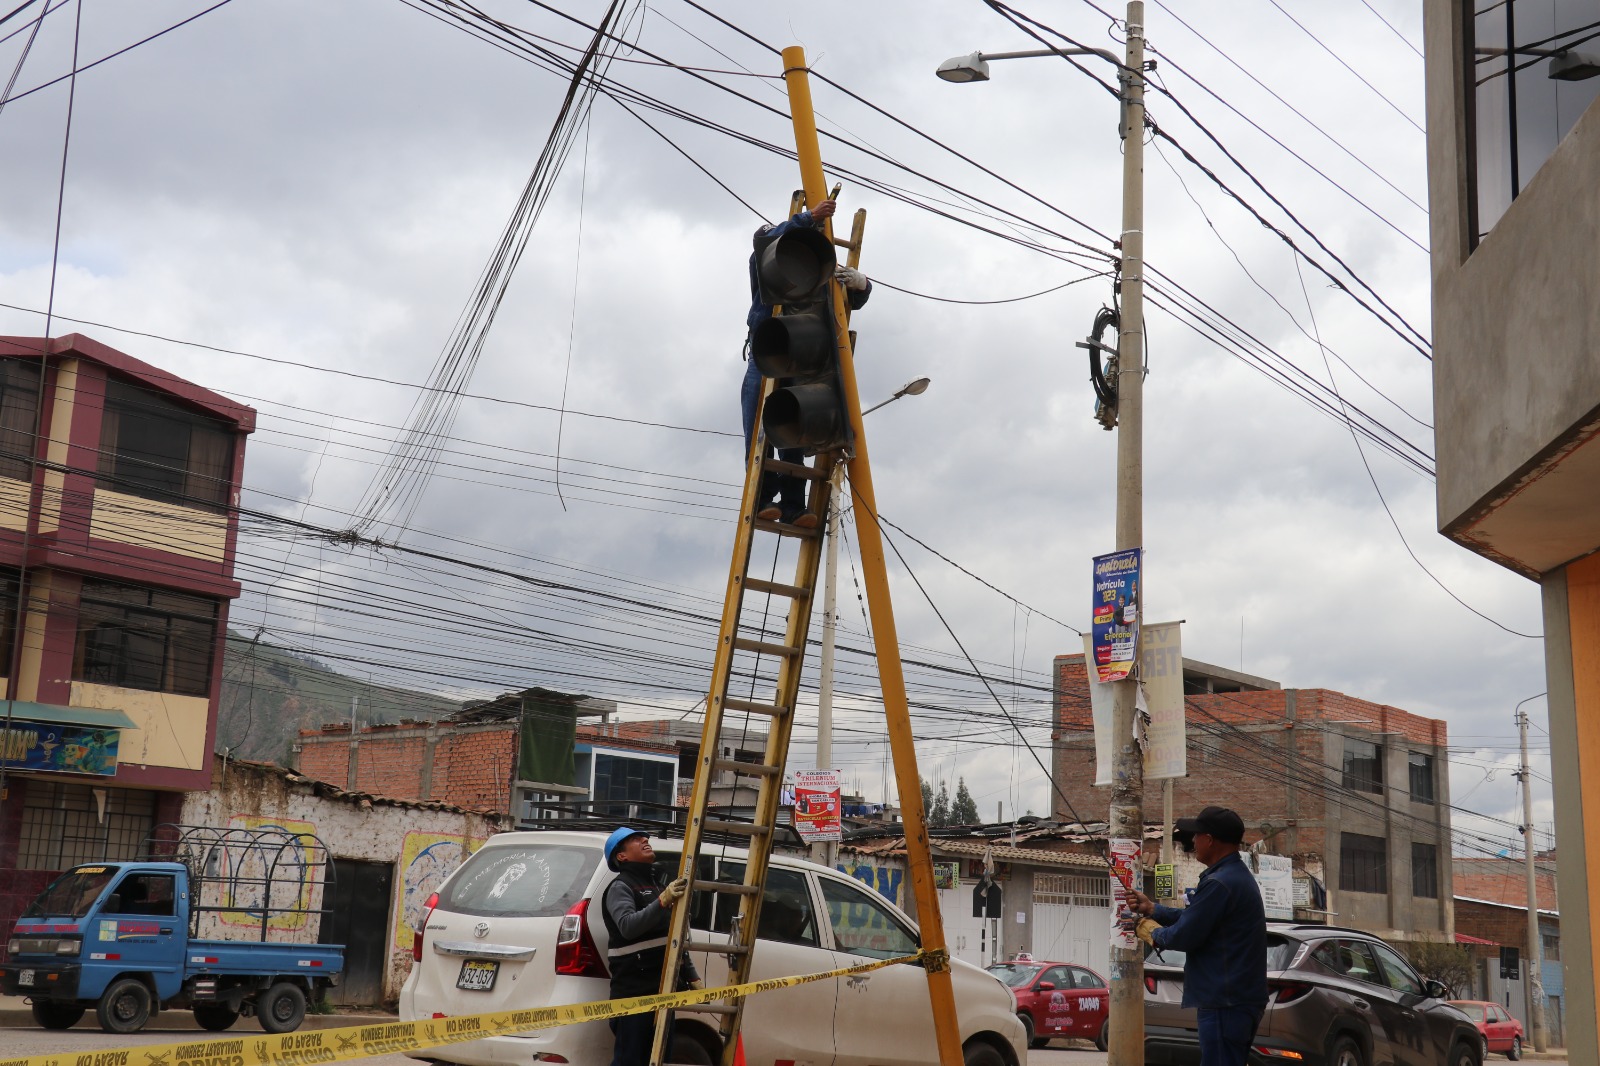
top-left (751, 224), bottom-right (853, 453)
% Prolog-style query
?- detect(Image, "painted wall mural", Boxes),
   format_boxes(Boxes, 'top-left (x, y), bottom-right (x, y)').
top-left (395, 830), bottom-right (487, 950)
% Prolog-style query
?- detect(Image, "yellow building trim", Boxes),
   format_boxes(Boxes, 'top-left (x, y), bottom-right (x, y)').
top-left (0, 474), bottom-right (28, 532)
top-left (90, 487), bottom-right (227, 562)
top-left (37, 357), bottom-right (78, 534)
top-left (69, 681), bottom-right (208, 771)
top-left (14, 569), bottom-right (59, 703)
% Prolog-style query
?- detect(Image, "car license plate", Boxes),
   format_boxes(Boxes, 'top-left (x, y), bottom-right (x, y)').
top-left (457, 960), bottom-right (499, 992)
top-left (18, 970), bottom-right (34, 987)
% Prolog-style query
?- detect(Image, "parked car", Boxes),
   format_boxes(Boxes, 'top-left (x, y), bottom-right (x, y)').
top-left (1140, 923), bottom-right (1483, 1066)
top-left (986, 958), bottom-right (1109, 1050)
top-left (399, 830), bottom-right (1026, 1066)
top-left (1449, 1000), bottom-right (1525, 1060)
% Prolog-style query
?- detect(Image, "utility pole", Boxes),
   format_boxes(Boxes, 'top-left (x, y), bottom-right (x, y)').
top-left (1107, 5), bottom-right (1147, 1065)
top-left (813, 464), bottom-right (843, 870)
top-left (1518, 704), bottom-right (1548, 1051)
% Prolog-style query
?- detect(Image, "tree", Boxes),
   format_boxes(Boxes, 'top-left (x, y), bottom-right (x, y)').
top-left (1401, 941), bottom-right (1476, 998)
top-left (951, 777), bottom-right (980, 825)
top-left (931, 781), bottom-right (951, 827)
top-left (920, 778), bottom-right (934, 820)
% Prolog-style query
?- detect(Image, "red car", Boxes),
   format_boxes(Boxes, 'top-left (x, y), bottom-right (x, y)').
top-left (987, 958), bottom-right (1110, 1051)
top-left (1449, 1000), bottom-right (1526, 1059)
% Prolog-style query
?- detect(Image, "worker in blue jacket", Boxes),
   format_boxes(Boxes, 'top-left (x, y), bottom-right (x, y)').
top-left (1123, 805), bottom-right (1267, 1066)
top-left (601, 828), bottom-right (700, 1066)
top-left (742, 197), bottom-right (872, 526)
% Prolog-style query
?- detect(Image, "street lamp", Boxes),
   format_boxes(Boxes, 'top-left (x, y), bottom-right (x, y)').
top-left (814, 377), bottom-right (931, 868)
top-left (938, 12), bottom-right (1149, 1065)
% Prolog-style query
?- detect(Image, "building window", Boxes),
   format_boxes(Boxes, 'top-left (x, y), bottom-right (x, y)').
top-left (0, 567), bottom-right (19, 677)
top-left (591, 752), bottom-right (676, 817)
top-left (97, 378), bottom-right (234, 512)
top-left (1543, 932), bottom-right (1560, 960)
top-left (1340, 832), bottom-right (1388, 894)
top-left (0, 357), bottom-right (41, 481)
top-left (1342, 738), bottom-right (1384, 794)
top-left (18, 780), bottom-right (156, 870)
top-left (1468, 0), bottom-right (1600, 244)
top-left (1412, 842), bottom-right (1440, 898)
top-left (1409, 751), bottom-right (1436, 804)
top-left (73, 580), bottom-right (218, 696)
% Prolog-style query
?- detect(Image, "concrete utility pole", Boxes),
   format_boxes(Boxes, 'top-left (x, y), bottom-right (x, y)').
top-left (813, 464), bottom-right (843, 870)
top-left (1518, 703), bottom-right (1548, 1051)
top-left (1106, 6), bottom-right (1147, 1064)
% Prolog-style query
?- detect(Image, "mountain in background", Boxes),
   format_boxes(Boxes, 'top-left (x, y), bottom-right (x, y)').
top-left (217, 632), bottom-right (457, 765)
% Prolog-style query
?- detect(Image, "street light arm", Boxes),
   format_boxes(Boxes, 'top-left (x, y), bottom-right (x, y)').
top-left (975, 46), bottom-right (1126, 70)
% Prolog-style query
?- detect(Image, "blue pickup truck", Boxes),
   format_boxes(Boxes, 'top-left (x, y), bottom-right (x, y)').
top-left (1, 861), bottom-right (344, 1034)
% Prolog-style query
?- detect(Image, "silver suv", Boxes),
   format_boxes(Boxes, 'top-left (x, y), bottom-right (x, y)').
top-left (1142, 923), bottom-right (1482, 1066)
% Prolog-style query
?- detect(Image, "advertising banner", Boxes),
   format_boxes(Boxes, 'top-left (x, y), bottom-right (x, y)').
top-left (1091, 548), bottom-right (1142, 682)
top-left (0, 719), bottom-right (119, 776)
top-left (1253, 853), bottom-right (1295, 920)
top-left (1086, 620), bottom-right (1186, 784)
top-left (1108, 837), bottom-right (1142, 950)
top-left (792, 769), bottom-right (843, 842)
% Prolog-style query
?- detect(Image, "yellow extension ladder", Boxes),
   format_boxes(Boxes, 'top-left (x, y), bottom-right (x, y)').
top-left (646, 193), bottom-right (866, 1066)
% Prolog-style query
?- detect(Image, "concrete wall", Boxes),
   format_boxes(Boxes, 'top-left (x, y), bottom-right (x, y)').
top-left (179, 759), bottom-right (500, 1002)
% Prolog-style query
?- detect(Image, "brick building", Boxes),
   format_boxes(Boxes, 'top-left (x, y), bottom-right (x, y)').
top-left (1052, 653), bottom-right (1454, 942)
top-left (1454, 854), bottom-right (1564, 1044)
top-left (0, 334), bottom-right (252, 932)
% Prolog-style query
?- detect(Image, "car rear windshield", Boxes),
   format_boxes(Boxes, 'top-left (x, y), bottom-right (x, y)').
top-left (24, 866), bottom-right (118, 919)
top-left (440, 844), bottom-right (599, 918)
top-left (1266, 934), bottom-right (1299, 971)
top-left (987, 964), bottom-right (1043, 988)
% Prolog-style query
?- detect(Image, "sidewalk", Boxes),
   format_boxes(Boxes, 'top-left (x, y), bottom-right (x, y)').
top-left (0, 994), bottom-right (395, 1030)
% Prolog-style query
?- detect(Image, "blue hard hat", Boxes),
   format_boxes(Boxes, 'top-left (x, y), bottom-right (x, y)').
top-left (604, 827), bottom-right (647, 870)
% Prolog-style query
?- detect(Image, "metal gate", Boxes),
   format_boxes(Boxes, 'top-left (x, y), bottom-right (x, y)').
top-left (1031, 871), bottom-right (1112, 976)
top-left (319, 859), bottom-right (394, 1005)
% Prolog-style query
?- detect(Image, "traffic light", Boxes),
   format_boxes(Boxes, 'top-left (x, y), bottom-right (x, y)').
top-left (750, 223), bottom-right (853, 453)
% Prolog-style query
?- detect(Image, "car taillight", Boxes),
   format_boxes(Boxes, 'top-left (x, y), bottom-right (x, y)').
top-left (554, 898), bottom-right (609, 978)
top-left (413, 892), bottom-right (439, 962)
top-left (1269, 979), bottom-right (1314, 1005)
top-left (1144, 975), bottom-right (1158, 995)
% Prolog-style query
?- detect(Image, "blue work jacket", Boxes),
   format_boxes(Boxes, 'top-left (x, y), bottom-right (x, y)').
top-left (1149, 851), bottom-right (1268, 1012)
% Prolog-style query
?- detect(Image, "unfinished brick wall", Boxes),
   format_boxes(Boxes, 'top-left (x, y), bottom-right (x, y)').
top-left (297, 721), bottom-right (517, 814)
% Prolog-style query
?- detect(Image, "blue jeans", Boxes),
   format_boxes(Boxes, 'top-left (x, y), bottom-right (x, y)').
top-left (741, 356), bottom-right (804, 516)
top-left (1196, 1006), bottom-right (1261, 1066)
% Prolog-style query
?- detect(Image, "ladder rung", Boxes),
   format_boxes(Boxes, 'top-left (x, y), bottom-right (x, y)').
top-left (744, 577), bottom-right (810, 600)
top-left (733, 636), bottom-right (802, 658)
top-left (760, 457), bottom-right (827, 481)
top-left (722, 697), bottom-right (788, 718)
top-left (753, 517), bottom-right (820, 539)
top-left (704, 819), bottom-right (771, 837)
top-left (831, 236), bottom-right (859, 250)
top-left (686, 940), bottom-right (750, 955)
top-left (692, 880), bottom-right (759, 896)
top-left (712, 759), bottom-right (781, 778)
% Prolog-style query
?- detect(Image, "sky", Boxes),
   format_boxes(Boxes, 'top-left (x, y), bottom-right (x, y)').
top-left (0, 0), bottom-right (1556, 863)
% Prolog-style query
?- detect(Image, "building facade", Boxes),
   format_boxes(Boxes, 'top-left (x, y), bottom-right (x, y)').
top-left (1454, 854), bottom-right (1564, 1043)
top-left (1052, 654), bottom-right (1454, 942)
top-left (0, 333), bottom-right (253, 932)
top-left (1424, 1), bottom-right (1600, 1056)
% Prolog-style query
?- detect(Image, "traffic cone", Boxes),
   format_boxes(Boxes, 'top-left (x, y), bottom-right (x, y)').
top-left (732, 1035), bottom-right (746, 1066)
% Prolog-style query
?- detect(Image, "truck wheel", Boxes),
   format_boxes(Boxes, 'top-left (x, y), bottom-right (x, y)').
top-left (258, 983), bottom-right (306, 1034)
top-left (96, 978), bottom-right (152, 1034)
top-left (194, 1004), bottom-right (240, 1031)
top-left (32, 1001), bottom-right (85, 1029)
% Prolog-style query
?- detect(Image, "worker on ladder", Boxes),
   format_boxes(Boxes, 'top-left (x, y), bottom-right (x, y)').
top-left (742, 196), bottom-right (872, 527)
top-left (601, 828), bottom-right (701, 1066)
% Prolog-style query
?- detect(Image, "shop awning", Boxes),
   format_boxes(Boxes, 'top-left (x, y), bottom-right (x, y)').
top-left (0, 700), bottom-right (137, 730)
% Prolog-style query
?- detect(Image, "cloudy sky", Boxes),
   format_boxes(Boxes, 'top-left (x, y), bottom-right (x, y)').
top-left (0, 0), bottom-right (1554, 859)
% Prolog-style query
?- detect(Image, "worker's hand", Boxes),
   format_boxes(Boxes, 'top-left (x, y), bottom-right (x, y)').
top-left (1134, 918), bottom-right (1159, 946)
top-left (1123, 888), bottom-right (1155, 916)
top-left (659, 878), bottom-right (689, 906)
top-left (688, 979), bottom-right (704, 990)
top-left (835, 266), bottom-right (868, 291)
top-left (809, 199), bottom-right (837, 222)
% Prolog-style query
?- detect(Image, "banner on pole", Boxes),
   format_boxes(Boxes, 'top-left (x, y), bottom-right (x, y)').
top-left (1086, 621), bottom-right (1186, 785)
top-left (1090, 548), bottom-right (1142, 682)
top-left (792, 769), bottom-right (843, 842)
top-left (1108, 837), bottom-right (1142, 950)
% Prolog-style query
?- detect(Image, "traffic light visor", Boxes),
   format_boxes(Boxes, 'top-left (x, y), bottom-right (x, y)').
top-left (756, 226), bottom-right (837, 304)
top-left (764, 381), bottom-right (846, 451)
top-left (751, 312), bottom-right (836, 380)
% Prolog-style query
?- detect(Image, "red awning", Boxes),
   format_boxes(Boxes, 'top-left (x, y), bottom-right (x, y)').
top-left (1456, 933), bottom-right (1499, 946)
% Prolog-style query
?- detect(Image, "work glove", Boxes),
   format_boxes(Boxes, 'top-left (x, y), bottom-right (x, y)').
top-left (1134, 918), bottom-right (1159, 946)
top-left (659, 878), bottom-right (689, 906)
top-left (688, 979), bottom-right (704, 990)
top-left (835, 266), bottom-right (869, 291)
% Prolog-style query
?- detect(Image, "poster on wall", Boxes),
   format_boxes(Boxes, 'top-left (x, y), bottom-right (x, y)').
top-left (1090, 549), bottom-right (1142, 682)
top-left (933, 862), bottom-right (959, 891)
top-left (792, 769), bottom-right (843, 842)
top-left (0, 720), bottom-right (119, 776)
top-left (1252, 853), bottom-right (1295, 920)
top-left (1107, 837), bottom-right (1142, 950)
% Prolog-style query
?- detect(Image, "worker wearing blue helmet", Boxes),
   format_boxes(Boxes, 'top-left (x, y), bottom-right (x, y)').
top-left (600, 828), bottom-right (700, 1066)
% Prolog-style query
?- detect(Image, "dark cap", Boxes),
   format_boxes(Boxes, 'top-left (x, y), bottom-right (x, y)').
top-left (1174, 805), bottom-right (1245, 845)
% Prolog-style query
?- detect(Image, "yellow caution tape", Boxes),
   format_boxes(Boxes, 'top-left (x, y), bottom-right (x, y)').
top-left (0, 952), bottom-right (922, 1066)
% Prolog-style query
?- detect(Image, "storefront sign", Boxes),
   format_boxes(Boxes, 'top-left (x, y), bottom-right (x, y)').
top-left (0, 719), bottom-right (119, 776)
top-left (1091, 548), bottom-right (1142, 682)
top-left (792, 769), bottom-right (842, 842)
